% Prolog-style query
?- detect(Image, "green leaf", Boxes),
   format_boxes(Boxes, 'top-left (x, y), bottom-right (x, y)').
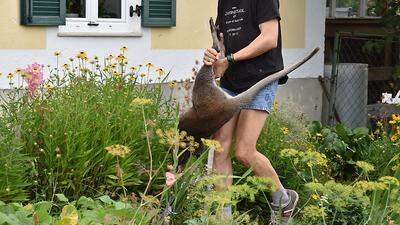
top-left (309, 121), bottom-right (322, 134)
top-left (34, 201), bottom-right (53, 225)
top-left (335, 124), bottom-right (352, 144)
top-left (353, 127), bottom-right (369, 138)
top-left (77, 196), bottom-right (97, 209)
top-left (56, 194), bottom-right (69, 202)
top-left (98, 195), bottom-right (114, 205)
top-left (107, 175), bottom-right (119, 180)
top-left (57, 205), bottom-right (78, 225)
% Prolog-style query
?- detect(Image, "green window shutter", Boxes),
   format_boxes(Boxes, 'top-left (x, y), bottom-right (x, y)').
top-left (21, 0), bottom-right (66, 26)
top-left (142, 0), bottom-right (176, 27)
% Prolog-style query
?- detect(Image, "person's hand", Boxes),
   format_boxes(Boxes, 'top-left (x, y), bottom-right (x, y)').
top-left (203, 49), bottom-right (229, 78)
top-left (203, 48), bottom-right (218, 65)
top-left (212, 53), bottom-right (229, 78)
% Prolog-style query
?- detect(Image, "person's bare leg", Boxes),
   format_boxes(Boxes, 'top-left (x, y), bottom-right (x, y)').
top-left (234, 109), bottom-right (283, 189)
top-left (212, 113), bottom-right (239, 190)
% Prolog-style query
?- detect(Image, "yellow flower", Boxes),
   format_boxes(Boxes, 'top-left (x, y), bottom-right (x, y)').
top-left (128, 74), bottom-right (137, 81)
top-left (156, 129), bottom-right (164, 137)
top-left (281, 127), bottom-right (289, 135)
top-left (355, 161), bottom-right (375, 173)
top-left (302, 205), bottom-right (327, 220)
top-left (110, 63), bottom-right (117, 69)
top-left (69, 57), bottom-right (74, 62)
top-left (391, 135), bottom-right (398, 142)
top-left (280, 148), bottom-right (299, 158)
top-left (130, 66), bottom-right (137, 71)
top-left (131, 97), bottom-right (153, 106)
top-left (15, 68), bottom-right (23, 74)
top-left (392, 114), bottom-right (400, 122)
top-left (106, 54), bottom-right (114, 61)
top-left (45, 83), bottom-right (54, 92)
top-left (369, 133), bottom-right (375, 140)
top-left (76, 51), bottom-right (87, 59)
top-left (120, 46), bottom-right (128, 52)
top-left (376, 121), bottom-right (383, 127)
top-left (140, 73), bottom-right (146, 78)
top-left (63, 64), bottom-right (70, 69)
top-left (145, 63), bottom-right (154, 69)
top-left (169, 81), bottom-right (177, 89)
top-left (116, 54), bottom-right (126, 63)
top-left (379, 176), bottom-right (400, 186)
top-left (112, 71), bottom-right (122, 77)
top-left (301, 150), bottom-right (328, 167)
top-left (311, 194), bottom-right (319, 200)
top-left (389, 120), bottom-right (396, 125)
top-left (354, 181), bottom-right (387, 191)
top-left (105, 144), bottom-right (131, 157)
top-left (54, 51), bottom-right (61, 56)
top-left (272, 101), bottom-right (279, 111)
top-left (156, 68), bottom-right (165, 76)
top-left (157, 128), bottom-right (199, 151)
top-left (201, 138), bottom-right (224, 152)
top-left (7, 73), bottom-right (14, 79)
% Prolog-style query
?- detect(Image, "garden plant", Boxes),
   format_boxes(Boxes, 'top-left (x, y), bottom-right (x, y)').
top-left (0, 48), bottom-right (399, 224)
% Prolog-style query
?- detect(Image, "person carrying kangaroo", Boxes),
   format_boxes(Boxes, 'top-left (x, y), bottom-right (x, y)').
top-left (203, 0), bottom-right (298, 224)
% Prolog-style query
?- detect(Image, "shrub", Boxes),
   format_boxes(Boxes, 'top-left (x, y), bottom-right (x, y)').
top-left (1, 50), bottom-right (179, 201)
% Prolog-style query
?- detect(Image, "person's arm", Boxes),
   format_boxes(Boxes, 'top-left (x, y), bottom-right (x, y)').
top-left (232, 19), bottom-right (279, 62)
top-left (203, 20), bottom-right (279, 77)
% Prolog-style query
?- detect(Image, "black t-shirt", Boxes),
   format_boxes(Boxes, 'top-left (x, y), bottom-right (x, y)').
top-left (216, 0), bottom-right (284, 93)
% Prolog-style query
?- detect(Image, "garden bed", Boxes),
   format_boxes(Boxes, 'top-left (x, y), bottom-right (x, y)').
top-left (0, 49), bottom-right (399, 224)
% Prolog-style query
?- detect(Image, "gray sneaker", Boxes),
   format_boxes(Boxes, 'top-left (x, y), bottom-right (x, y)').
top-left (269, 189), bottom-right (299, 225)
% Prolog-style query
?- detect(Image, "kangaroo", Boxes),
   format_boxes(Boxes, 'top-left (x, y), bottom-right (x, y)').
top-left (178, 18), bottom-right (319, 141)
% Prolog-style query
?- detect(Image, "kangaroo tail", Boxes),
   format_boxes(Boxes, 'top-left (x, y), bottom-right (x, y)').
top-left (233, 47), bottom-right (320, 105)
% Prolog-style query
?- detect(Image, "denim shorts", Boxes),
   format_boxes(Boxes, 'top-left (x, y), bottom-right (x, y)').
top-left (221, 80), bottom-right (279, 113)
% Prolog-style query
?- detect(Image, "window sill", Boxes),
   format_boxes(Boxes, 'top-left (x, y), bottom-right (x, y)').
top-left (57, 30), bottom-right (142, 37)
top-left (58, 15), bottom-right (142, 37)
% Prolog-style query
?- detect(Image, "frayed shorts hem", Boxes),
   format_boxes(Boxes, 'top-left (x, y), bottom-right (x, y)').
top-left (221, 80), bottom-right (278, 113)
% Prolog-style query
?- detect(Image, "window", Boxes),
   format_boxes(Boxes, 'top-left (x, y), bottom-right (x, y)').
top-left (21, 0), bottom-right (177, 31)
top-left (58, 0), bottom-right (141, 36)
top-left (327, 0), bottom-right (382, 18)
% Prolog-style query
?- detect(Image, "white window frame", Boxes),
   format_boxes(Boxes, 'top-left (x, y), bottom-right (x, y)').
top-left (58, 0), bottom-right (142, 37)
top-left (327, 0), bottom-right (381, 19)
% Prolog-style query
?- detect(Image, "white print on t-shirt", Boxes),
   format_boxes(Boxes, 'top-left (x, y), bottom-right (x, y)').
top-left (224, 6), bottom-right (246, 37)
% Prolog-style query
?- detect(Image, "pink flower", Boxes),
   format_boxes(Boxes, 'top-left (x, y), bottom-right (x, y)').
top-left (165, 172), bottom-right (176, 187)
top-left (23, 63), bottom-right (44, 97)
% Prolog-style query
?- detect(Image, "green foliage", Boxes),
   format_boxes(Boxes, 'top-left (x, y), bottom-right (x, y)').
top-left (0, 115), bottom-right (30, 202)
top-left (305, 181), bottom-right (370, 225)
top-left (1, 51), bottom-right (178, 201)
top-left (372, 0), bottom-right (400, 31)
top-left (336, 0), bottom-right (360, 12)
top-left (1, 50), bottom-right (400, 224)
top-left (309, 122), bottom-right (371, 180)
top-left (0, 195), bottom-right (161, 225)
